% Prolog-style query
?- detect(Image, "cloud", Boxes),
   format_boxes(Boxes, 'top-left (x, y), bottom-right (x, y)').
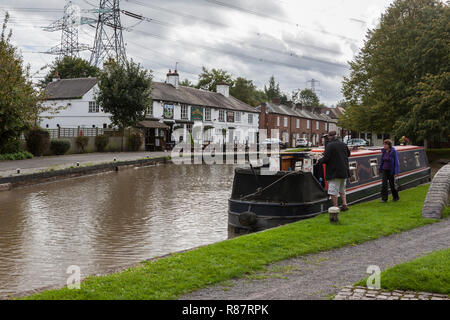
top-left (1, 0), bottom-right (394, 105)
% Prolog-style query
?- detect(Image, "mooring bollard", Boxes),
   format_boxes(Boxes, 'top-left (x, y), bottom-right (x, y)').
top-left (76, 162), bottom-right (80, 167)
top-left (16, 168), bottom-right (20, 174)
top-left (329, 206), bottom-right (340, 223)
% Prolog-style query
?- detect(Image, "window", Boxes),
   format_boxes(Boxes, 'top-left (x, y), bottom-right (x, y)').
top-left (147, 103), bottom-right (153, 116)
top-left (248, 114), bottom-right (253, 124)
top-left (307, 120), bottom-right (310, 129)
top-left (181, 105), bottom-right (189, 119)
top-left (89, 101), bottom-right (99, 113)
top-left (219, 110), bottom-right (225, 122)
top-left (205, 107), bottom-right (211, 121)
top-left (284, 117), bottom-right (288, 127)
top-left (227, 111), bottom-right (235, 122)
top-left (415, 152), bottom-right (420, 167)
top-left (296, 119), bottom-right (300, 129)
top-left (235, 112), bottom-right (241, 122)
top-left (369, 159), bottom-right (379, 178)
top-left (349, 162), bottom-right (359, 183)
top-left (277, 116), bottom-right (280, 127)
top-left (316, 121), bottom-right (319, 130)
top-left (325, 122), bottom-right (328, 131)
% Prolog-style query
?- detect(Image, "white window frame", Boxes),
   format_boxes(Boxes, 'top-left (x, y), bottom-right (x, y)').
top-left (146, 103), bottom-right (153, 117)
top-left (349, 161), bottom-right (359, 183)
top-left (369, 158), bottom-right (379, 178)
top-left (307, 120), bottom-right (310, 129)
top-left (316, 121), bottom-right (319, 130)
top-left (284, 117), bottom-right (288, 127)
top-left (277, 116), bottom-right (280, 127)
top-left (219, 109), bottom-right (225, 122)
top-left (89, 101), bottom-right (99, 113)
top-left (181, 105), bottom-right (189, 119)
top-left (235, 111), bottom-right (241, 122)
top-left (204, 107), bottom-right (211, 121)
top-left (248, 113), bottom-right (253, 124)
top-left (296, 119), bottom-right (300, 129)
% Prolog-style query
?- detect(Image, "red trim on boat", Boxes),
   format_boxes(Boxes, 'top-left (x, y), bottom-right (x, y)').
top-left (346, 167), bottom-right (429, 192)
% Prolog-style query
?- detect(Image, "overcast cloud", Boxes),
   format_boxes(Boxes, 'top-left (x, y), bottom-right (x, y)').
top-left (1, 0), bottom-right (394, 106)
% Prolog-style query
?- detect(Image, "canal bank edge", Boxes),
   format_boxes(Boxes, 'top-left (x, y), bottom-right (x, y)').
top-left (0, 156), bottom-right (170, 190)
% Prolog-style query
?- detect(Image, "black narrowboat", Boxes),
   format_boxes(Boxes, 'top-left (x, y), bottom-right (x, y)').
top-left (228, 146), bottom-right (431, 234)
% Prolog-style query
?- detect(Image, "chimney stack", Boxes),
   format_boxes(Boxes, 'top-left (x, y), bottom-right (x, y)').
top-left (52, 71), bottom-right (60, 82)
top-left (166, 69), bottom-right (179, 89)
top-left (272, 97), bottom-right (281, 105)
top-left (216, 81), bottom-right (230, 97)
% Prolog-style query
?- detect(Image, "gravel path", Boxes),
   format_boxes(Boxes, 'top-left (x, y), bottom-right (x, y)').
top-left (181, 218), bottom-right (450, 300)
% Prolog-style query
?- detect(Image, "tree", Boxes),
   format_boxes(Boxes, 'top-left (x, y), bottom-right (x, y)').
top-left (179, 78), bottom-right (195, 87)
top-left (341, 0), bottom-right (449, 142)
top-left (196, 67), bottom-right (233, 91)
top-left (292, 88), bottom-right (320, 107)
top-left (230, 77), bottom-right (266, 106)
top-left (0, 13), bottom-right (47, 153)
top-left (264, 75), bottom-right (281, 101)
top-left (39, 56), bottom-right (100, 88)
top-left (396, 72), bottom-right (450, 145)
top-left (96, 58), bottom-right (152, 149)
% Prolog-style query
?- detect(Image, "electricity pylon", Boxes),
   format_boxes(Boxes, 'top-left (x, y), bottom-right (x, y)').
top-left (43, 1), bottom-right (93, 58)
top-left (90, 0), bottom-right (126, 66)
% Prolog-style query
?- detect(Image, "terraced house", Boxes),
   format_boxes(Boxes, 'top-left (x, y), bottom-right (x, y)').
top-left (257, 99), bottom-right (335, 147)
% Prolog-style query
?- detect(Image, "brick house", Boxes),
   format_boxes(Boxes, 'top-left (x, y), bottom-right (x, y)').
top-left (257, 99), bottom-right (334, 147)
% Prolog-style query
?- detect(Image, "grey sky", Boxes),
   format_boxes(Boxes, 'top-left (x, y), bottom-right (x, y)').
top-left (1, 0), bottom-right (394, 106)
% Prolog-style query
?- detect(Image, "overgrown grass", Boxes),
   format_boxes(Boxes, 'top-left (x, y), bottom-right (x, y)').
top-left (24, 184), bottom-right (447, 300)
top-left (356, 248), bottom-right (450, 295)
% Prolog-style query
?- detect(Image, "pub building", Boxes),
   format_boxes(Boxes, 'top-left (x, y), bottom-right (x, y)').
top-left (141, 70), bottom-right (260, 151)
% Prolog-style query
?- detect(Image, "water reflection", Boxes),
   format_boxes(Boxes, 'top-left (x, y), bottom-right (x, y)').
top-left (0, 164), bottom-right (235, 296)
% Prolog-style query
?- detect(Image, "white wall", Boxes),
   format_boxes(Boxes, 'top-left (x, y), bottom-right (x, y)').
top-left (40, 85), bottom-right (112, 129)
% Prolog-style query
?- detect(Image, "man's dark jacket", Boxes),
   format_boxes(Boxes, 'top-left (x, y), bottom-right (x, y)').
top-left (317, 138), bottom-right (351, 180)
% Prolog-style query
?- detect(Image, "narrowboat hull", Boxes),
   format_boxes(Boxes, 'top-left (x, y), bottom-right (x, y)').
top-left (228, 146), bottom-right (430, 234)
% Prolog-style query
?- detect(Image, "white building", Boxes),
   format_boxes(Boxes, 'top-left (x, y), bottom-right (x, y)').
top-left (40, 70), bottom-right (260, 151)
top-left (40, 77), bottom-right (110, 129)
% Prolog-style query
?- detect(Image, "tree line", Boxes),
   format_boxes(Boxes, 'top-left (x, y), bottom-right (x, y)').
top-left (339, 0), bottom-right (449, 146)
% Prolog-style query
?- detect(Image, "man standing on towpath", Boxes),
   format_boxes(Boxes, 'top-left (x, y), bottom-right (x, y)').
top-left (317, 131), bottom-right (351, 219)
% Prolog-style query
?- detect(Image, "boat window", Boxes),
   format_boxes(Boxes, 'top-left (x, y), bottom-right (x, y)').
top-left (349, 162), bottom-right (359, 183)
top-left (369, 159), bottom-right (379, 177)
top-left (415, 152), bottom-right (420, 167)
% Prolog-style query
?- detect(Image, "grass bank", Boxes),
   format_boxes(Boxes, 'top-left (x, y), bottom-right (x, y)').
top-left (24, 184), bottom-right (447, 300)
top-left (356, 248), bottom-right (450, 295)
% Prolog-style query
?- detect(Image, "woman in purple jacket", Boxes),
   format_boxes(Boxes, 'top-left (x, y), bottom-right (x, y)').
top-left (379, 139), bottom-right (400, 202)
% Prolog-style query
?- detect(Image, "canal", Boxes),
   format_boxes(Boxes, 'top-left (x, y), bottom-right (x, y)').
top-left (0, 163), bottom-right (235, 296)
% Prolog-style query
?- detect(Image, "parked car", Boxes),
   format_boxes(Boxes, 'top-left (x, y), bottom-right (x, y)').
top-left (346, 138), bottom-right (368, 146)
top-left (295, 138), bottom-right (312, 148)
top-left (260, 138), bottom-right (287, 149)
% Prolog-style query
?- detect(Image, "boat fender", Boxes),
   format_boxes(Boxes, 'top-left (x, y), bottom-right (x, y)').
top-left (239, 211), bottom-right (257, 226)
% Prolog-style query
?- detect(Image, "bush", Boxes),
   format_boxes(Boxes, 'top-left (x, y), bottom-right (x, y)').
top-left (95, 135), bottom-right (109, 152)
top-left (0, 137), bottom-right (21, 154)
top-left (0, 151), bottom-right (33, 161)
top-left (75, 136), bottom-right (89, 153)
top-left (25, 128), bottom-right (50, 156)
top-left (127, 132), bottom-right (143, 151)
top-left (50, 139), bottom-right (71, 155)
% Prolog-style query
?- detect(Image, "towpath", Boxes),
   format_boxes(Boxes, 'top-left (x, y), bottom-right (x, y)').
top-left (0, 151), bottom-right (168, 177)
top-left (181, 217), bottom-right (450, 300)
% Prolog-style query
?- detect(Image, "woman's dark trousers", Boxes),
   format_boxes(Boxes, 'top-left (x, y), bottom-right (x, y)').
top-left (381, 169), bottom-right (399, 201)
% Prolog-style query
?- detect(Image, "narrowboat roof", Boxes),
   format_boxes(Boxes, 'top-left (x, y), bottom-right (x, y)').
top-left (309, 145), bottom-right (425, 157)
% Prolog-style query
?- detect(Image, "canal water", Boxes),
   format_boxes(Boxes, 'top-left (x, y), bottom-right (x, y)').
top-left (0, 163), bottom-right (236, 296)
